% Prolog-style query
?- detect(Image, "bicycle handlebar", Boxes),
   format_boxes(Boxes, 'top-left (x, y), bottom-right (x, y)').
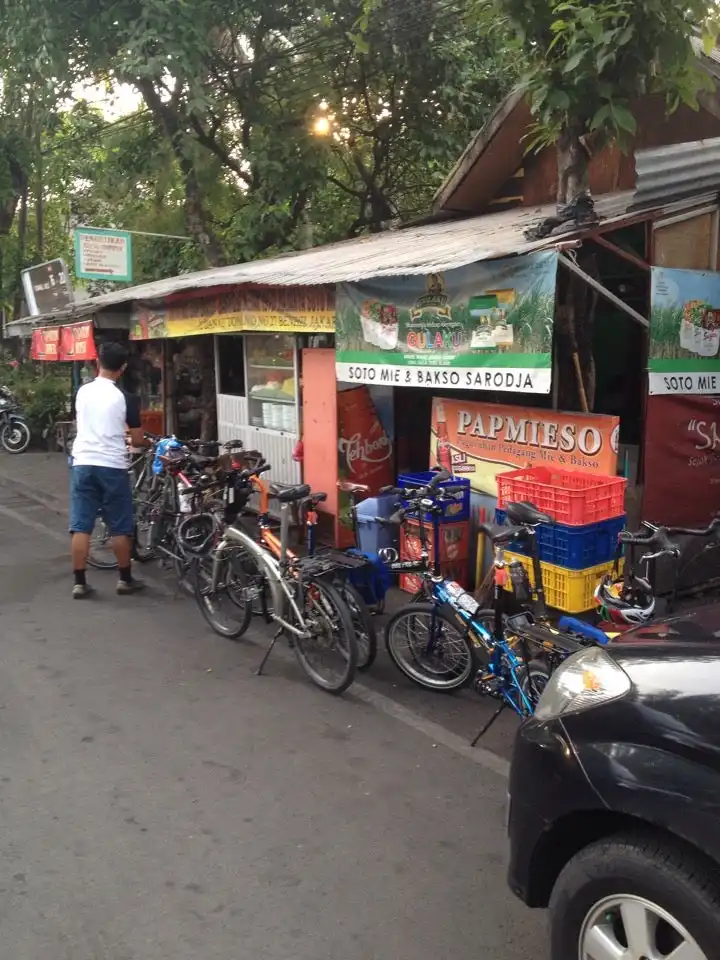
top-left (619, 525), bottom-right (681, 562)
top-left (663, 518), bottom-right (720, 538)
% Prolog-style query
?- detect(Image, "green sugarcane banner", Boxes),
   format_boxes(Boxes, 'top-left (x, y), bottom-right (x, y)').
top-left (335, 251), bottom-right (557, 394)
top-left (650, 267), bottom-right (720, 395)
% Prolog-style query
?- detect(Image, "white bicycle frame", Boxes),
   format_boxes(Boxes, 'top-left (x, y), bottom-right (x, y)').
top-left (210, 502), bottom-right (309, 639)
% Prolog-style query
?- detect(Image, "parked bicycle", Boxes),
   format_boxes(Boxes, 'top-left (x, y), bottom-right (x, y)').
top-left (192, 462), bottom-right (359, 695)
top-left (595, 518), bottom-right (720, 626)
top-left (377, 473), bottom-right (584, 742)
top-left (85, 433), bottom-right (161, 570)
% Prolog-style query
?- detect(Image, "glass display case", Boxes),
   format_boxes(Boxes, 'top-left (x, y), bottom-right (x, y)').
top-left (244, 333), bottom-right (298, 434)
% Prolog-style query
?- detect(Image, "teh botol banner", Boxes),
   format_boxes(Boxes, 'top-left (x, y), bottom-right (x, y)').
top-left (335, 252), bottom-right (557, 394)
top-left (430, 397), bottom-right (619, 496)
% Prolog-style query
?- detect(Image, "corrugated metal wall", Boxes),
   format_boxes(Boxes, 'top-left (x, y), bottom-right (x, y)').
top-left (216, 393), bottom-right (300, 488)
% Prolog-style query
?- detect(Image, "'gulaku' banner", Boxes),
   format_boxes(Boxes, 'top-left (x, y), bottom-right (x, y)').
top-left (335, 251), bottom-right (557, 394)
top-left (649, 267), bottom-right (720, 395)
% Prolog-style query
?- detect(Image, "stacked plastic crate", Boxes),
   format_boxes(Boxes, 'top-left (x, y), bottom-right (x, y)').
top-left (495, 466), bottom-right (627, 614)
top-left (397, 471), bottom-right (471, 593)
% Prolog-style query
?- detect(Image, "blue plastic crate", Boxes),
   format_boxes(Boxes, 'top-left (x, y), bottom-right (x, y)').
top-left (354, 493), bottom-right (399, 556)
top-left (495, 508), bottom-right (625, 570)
top-left (397, 471), bottom-right (470, 524)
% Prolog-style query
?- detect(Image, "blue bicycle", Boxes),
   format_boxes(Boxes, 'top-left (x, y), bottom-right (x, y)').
top-left (383, 475), bottom-right (583, 735)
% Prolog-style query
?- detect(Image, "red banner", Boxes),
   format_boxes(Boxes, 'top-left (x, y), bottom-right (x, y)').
top-left (59, 321), bottom-right (96, 361)
top-left (337, 384), bottom-right (394, 547)
top-left (30, 326), bottom-right (60, 361)
top-left (643, 394), bottom-right (720, 526)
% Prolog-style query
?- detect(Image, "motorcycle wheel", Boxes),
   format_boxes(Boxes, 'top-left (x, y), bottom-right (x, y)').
top-left (1, 419), bottom-right (31, 454)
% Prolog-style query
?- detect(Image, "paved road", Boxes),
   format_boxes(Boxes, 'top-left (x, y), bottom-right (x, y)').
top-left (0, 478), bottom-right (546, 959)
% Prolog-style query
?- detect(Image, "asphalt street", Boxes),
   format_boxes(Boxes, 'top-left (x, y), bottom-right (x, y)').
top-left (0, 475), bottom-right (546, 960)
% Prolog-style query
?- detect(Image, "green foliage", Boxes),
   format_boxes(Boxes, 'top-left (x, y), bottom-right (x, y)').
top-left (0, 0), bottom-right (519, 297)
top-left (1, 362), bottom-right (71, 437)
top-left (475, 0), bottom-right (718, 151)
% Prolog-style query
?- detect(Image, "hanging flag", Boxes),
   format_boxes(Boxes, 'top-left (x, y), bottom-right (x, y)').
top-left (59, 321), bottom-right (97, 361)
top-left (30, 326), bottom-right (61, 361)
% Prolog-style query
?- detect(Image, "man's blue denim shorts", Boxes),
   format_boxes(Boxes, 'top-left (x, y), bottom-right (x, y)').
top-left (70, 465), bottom-right (134, 537)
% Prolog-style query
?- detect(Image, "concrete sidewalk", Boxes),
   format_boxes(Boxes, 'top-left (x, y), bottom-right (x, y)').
top-left (0, 450), bottom-right (70, 515)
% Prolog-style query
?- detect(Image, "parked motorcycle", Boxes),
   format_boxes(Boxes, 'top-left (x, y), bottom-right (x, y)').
top-left (0, 387), bottom-right (31, 454)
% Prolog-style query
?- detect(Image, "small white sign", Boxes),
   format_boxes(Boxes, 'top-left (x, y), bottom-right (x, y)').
top-left (74, 228), bottom-right (133, 283)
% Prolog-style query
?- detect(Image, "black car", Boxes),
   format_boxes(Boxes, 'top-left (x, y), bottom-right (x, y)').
top-left (508, 604), bottom-right (720, 960)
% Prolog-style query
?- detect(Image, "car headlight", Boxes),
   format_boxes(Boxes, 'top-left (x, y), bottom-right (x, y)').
top-left (534, 647), bottom-right (631, 722)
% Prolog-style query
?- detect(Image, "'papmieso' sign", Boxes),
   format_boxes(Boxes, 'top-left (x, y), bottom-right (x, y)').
top-left (74, 228), bottom-right (133, 283)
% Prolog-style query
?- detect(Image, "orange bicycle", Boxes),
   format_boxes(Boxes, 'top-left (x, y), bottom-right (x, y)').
top-left (233, 468), bottom-right (377, 670)
top-left (192, 460), bottom-right (359, 694)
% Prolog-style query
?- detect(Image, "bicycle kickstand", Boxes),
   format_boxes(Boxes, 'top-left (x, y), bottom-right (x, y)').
top-left (256, 627), bottom-right (283, 676)
top-left (471, 702), bottom-right (507, 747)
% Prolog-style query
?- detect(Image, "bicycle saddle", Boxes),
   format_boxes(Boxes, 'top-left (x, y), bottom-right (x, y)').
top-left (270, 483), bottom-right (311, 503)
top-left (478, 522), bottom-right (523, 545)
top-left (505, 501), bottom-right (553, 526)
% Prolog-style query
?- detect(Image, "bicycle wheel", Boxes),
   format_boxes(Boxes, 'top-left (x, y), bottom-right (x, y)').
top-left (87, 516), bottom-right (118, 570)
top-left (508, 657), bottom-right (551, 716)
top-left (193, 550), bottom-right (255, 640)
top-left (340, 581), bottom-right (377, 671)
top-left (133, 491), bottom-right (165, 562)
top-left (294, 578), bottom-right (358, 694)
top-left (385, 602), bottom-right (477, 691)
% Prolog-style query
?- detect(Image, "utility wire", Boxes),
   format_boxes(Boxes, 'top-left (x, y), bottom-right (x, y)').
top-left (43, 0), bottom-right (476, 155)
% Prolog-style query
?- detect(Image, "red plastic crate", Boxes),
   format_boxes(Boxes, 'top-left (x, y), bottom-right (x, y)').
top-left (497, 466), bottom-right (627, 526)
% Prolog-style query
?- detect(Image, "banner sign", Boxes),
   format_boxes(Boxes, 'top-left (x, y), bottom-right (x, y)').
top-left (21, 259), bottom-right (73, 316)
top-left (643, 394), bottom-right (720, 526)
top-left (74, 228), bottom-right (133, 283)
top-left (337, 385), bottom-right (394, 546)
top-left (30, 326), bottom-right (60, 361)
top-left (649, 267), bottom-right (720, 395)
top-left (430, 397), bottom-right (619, 496)
top-left (130, 285), bottom-right (335, 339)
top-left (335, 252), bottom-right (557, 394)
top-left (59, 321), bottom-right (97, 361)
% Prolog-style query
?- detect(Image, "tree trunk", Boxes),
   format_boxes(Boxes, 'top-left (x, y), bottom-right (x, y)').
top-left (182, 162), bottom-right (225, 267)
top-left (555, 254), bottom-right (598, 411)
top-left (12, 182), bottom-right (29, 320)
top-left (136, 78), bottom-right (225, 268)
top-left (198, 337), bottom-right (217, 442)
top-left (556, 124), bottom-right (591, 211)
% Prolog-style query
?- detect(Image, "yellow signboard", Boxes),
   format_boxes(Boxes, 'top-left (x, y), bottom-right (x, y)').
top-left (130, 286), bottom-right (335, 340)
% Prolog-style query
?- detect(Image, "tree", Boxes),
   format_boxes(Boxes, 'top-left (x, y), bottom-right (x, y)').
top-left (482, 0), bottom-right (719, 228)
top-left (3, 0), bottom-right (519, 265)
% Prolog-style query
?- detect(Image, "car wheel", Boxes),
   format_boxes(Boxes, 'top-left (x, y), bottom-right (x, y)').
top-left (549, 831), bottom-right (719, 960)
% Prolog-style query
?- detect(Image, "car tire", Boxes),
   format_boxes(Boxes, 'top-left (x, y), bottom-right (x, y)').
top-left (549, 831), bottom-right (720, 960)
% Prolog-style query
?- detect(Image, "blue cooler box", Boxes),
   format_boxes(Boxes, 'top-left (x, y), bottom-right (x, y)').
top-left (354, 493), bottom-right (399, 556)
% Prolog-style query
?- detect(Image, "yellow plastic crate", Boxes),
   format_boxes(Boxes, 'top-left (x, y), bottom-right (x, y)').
top-left (502, 551), bottom-right (623, 614)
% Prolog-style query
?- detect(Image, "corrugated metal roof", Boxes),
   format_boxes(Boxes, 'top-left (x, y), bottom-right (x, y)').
top-left (632, 138), bottom-right (720, 210)
top-left (691, 35), bottom-right (720, 76)
top-left (7, 191), bottom-right (643, 332)
top-left (7, 188), bottom-right (717, 335)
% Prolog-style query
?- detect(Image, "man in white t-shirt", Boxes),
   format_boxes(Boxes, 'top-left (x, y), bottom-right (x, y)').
top-left (70, 342), bottom-right (146, 598)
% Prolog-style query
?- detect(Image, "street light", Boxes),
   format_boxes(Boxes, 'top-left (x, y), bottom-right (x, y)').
top-left (313, 115), bottom-right (331, 136)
